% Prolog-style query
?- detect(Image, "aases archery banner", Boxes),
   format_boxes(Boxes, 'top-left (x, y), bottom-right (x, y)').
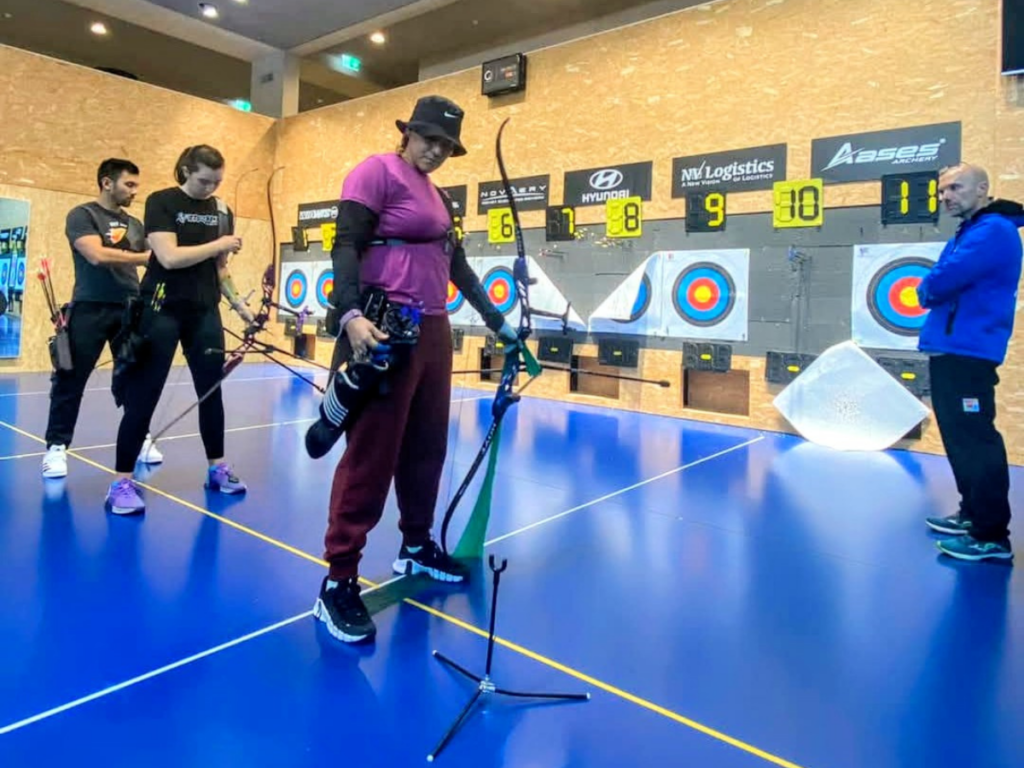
top-left (851, 242), bottom-right (942, 350)
top-left (588, 250), bottom-right (750, 341)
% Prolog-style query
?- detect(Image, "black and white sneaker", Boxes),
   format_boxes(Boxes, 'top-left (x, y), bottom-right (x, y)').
top-left (313, 576), bottom-right (376, 643)
top-left (393, 540), bottom-right (469, 583)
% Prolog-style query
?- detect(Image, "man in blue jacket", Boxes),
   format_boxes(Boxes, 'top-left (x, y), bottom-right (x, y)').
top-left (918, 163), bottom-right (1023, 562)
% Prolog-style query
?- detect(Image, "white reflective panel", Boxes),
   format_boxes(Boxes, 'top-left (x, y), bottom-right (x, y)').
top-left (773, 341), bottom-right (930, 452)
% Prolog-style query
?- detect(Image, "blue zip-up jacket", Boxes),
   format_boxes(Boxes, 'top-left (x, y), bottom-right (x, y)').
top-left (917, 199), bottom-right (1024, 364)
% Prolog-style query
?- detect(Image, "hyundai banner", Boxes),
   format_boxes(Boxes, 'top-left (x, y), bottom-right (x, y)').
top-left (563, 162), bottom-right (653, 207)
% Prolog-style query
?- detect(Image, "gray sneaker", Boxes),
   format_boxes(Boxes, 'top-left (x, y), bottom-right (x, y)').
top-left (206, 462), bottom-right (247, 494)
top-left (105, 478), bottom-right (145, 515)
top-left (926, 514), bottom-right (972, 536)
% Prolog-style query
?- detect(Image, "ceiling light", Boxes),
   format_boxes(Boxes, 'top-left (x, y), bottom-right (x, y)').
top-left (370, 31), bottom-right (386, 45)
top-left (90, 22), bottom-right (108, 35)
top-left (199, 3), bottom-right (219, 19)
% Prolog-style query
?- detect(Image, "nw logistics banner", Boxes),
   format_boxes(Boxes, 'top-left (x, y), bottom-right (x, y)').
top-left (671, 144), bottom-right (787, 195)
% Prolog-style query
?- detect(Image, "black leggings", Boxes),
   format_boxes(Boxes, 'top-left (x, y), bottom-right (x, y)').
top-left (115, 301), bottom-right (226, 472)
top-left (45, 301), bottom-right (125, 448)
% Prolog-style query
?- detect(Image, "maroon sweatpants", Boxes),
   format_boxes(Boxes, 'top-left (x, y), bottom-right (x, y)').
top-left (324, 314), bottom-right (453, 580)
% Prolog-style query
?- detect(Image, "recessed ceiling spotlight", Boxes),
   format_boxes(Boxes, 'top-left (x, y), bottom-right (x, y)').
top-left (199, 3), bottom-right (219, 19)
top-left (90, 21), bottom-right (108, 35)
top-left (370, 31), bottom-right (386, 45)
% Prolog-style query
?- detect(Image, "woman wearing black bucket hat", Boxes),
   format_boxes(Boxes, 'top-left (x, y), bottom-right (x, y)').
top-left (311, 95), bottom-right (518, 644)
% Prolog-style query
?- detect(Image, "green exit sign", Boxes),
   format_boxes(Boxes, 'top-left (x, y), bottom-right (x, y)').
top-left (340, 54), bottom-right (361, 72)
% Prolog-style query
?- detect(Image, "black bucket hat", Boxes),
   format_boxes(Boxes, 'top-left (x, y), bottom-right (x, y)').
top-left (396, 95), bottom-right (467, 157)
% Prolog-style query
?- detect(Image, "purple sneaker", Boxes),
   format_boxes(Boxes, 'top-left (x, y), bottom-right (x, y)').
top-left (105, 478), bottom-right (145, 515)
top-left (206, 462), bottom-right (247, 494)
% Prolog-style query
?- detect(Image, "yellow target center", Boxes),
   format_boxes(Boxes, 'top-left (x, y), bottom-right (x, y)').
top-left (900, 286), bottom-right (919, 308)
top-left (494, 285), bottom-right (507, 300)
top-left (694, 285), bottom-right (712, 303)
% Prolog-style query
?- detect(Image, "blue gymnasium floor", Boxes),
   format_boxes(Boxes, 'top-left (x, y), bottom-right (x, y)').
top-left (0, 362), bottom-right (1021, 768)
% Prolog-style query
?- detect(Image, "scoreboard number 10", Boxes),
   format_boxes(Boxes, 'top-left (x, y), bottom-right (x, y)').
top-left (773, 179), bottom-right (824, 228)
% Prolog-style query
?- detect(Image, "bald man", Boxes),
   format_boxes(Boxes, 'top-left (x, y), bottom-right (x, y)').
top-left (918, 163), bottom-right (1024, 562)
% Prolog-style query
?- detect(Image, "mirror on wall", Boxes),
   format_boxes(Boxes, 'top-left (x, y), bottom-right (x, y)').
top-left (0, 198), bottom-right (29, 359)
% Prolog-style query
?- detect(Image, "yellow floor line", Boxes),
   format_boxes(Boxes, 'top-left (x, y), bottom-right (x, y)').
top-left (0, 418), bottom-right (808, 768)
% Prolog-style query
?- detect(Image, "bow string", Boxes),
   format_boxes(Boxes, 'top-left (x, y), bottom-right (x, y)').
top-left (440, 117), bottom-right (541, 557)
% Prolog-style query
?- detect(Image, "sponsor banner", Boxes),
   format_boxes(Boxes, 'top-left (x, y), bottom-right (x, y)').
top-left (297, 200), bottom-right (339, 229)
top-left (563, 162), bottom-right (653, 207)
top-left (477, 175), bottom-right (550, 213)
top-left (671, 144), bottom-right (787, 195)
top-left (811, 122), bottom-right (961, 183)
top-left (439, 184), bottom-right (468, 215)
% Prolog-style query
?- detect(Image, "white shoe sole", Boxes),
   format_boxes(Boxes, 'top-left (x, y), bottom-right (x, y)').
top-left (313, 597), bottom-right (375, 643)
top-left (392, 557), bottom-right (465, 583)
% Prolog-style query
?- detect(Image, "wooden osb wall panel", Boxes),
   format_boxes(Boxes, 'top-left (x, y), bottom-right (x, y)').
top-left (993, 73), bottom-right (1024, 463)
top-left (0, 45), bottom-right (283, 373)
top-left (0, 182), bottom-right (275, 374)
top-left (272, 0), bottom-right (1017, 460)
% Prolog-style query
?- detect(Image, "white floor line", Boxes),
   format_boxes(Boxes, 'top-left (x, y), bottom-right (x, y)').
top-left (0, 422), bottom-right (763, 736)
top-left (0, 374), bottom-right (316, 399)
top-left (0, 611), bottom-right (314, 736)
top-left (0, 396), bottom-right (488, 462)
top-left (0, 572), bottom-right (408, 736)
top-left (484, 435), bottom-right (765, 546)
top-left (0, 419), bottom-right (318, 461)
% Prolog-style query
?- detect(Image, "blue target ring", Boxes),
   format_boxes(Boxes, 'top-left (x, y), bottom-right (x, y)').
top-left (672, 262), bottom-right (735, 327)
top-left (867, 256), bottom-right (932, 336)
top-left (315, 268), bottom-right (333, 310)
top-left (1, 263), bottom-right (8, 285)
top-left (16, 260), bottom-right (25, 287)
top-left (285, 269), bottom-right (307, 308)
top-left (446, 282), bottom-right (465, 314)
top-left (614, 274), bottom-right (652, 324)
top-left (483, 266), bottom-right (518, 315)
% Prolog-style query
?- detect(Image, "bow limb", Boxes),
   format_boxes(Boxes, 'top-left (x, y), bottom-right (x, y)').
top-left (440, 118), bottom-right (540, 557)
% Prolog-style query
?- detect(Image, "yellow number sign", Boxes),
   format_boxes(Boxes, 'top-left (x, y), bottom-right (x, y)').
top-left (320, 222), bottom-right (336, 252)
top-left (705, 192), bottom-right (725, 228)
top-left (773, 179), bottom-right (824, 228)
top-left (488, 208), bottom-right (515, 244)
top-left (607, 197), bottom-right (643, 238)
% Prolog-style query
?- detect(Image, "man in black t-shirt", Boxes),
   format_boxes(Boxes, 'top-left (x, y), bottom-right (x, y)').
top-left (42, 159), bottom-right (165, 478)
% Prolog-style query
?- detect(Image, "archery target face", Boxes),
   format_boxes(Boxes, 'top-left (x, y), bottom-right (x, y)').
top-left (315, 268), bottom-right (333, 310)
top-left (285, 269), bottom-right (308, 309)
top-left (483, 266), bottom-right (518, 315)
top-left (851, 243), bottom-right (942, 351)
top-left (446, 281), bottom-right (465, 314)
top-left (613, 274), bottom-right (652, 324)
top-left (15, 258), bottom-right (25, 290)
top-left (672, 262), bottom-right (736, 327)
top-left (866, 257), bottom-right (931, 335)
